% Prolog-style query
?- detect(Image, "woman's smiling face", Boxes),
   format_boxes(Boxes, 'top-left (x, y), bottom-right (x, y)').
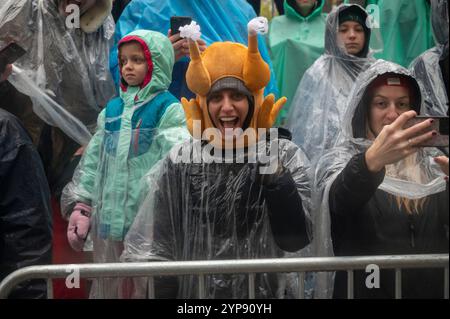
top-left (207, 89), bottom-right (250, 137)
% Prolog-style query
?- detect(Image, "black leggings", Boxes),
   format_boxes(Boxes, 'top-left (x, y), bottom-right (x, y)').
top-left (247, 0), bottom-right (285, 15)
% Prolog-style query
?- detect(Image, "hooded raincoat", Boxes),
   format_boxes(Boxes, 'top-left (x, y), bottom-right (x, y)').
top-left (313, 60), bottom-right (448, 298)
top-left (410, 0), bottom-right (449, 116)
top-left (110, 0), bottom-right (279, 100)
top-left (61, 30), bottom-right (190, 298)
top-left (268, 0), bottom-right (326, 125)
top-left (121, 30), bottom-right (313, 299)
top-left (286, 4), bottom-right (376, 162)
top-left (365, 0), bottom-right (434, 67)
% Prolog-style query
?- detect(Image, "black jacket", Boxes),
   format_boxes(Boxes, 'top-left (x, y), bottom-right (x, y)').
top-left (329, 152), bottom-right (449, 299)
top-left (0, 108), bottom-right (52, 299)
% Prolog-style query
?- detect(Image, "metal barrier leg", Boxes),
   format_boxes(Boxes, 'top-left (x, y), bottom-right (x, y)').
top-left (198, 275), bottom-right (205, 299)
top-left (248, 273), bottom-right (255, 299)
top-left (347, 270), bottom-right (354, 299)
top-left (445, 267), bottom-right (449, 299)
top-left (147, 277), bottom-right (155, 299)
top-left (395, 269), bottom-right (402, 299)
top-left (297, 272), bottom-right (305, 299)
top-left (46, 279), bottom-right (53, 299)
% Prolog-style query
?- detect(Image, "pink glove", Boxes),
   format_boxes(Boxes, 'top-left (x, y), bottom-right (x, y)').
top-left (67, 203), bottom-right (92, 251)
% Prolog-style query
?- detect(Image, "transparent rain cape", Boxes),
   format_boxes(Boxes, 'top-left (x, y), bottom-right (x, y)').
top-left (312, 60), bottom-right (447, 298)
top-left (0, 0), bottom-right (116, 145)
top-left (286, 4), bottom-right (381, 162)
top-left (122, 137), bottom-right (314, 298)
top-left (60, 29), bottom-right (191, 298)
top-left (61, 99), bottom-right (189, 298)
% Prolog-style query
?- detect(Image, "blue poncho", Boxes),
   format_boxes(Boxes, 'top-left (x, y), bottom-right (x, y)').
top-left (110, 0), bottom-right (279, 100)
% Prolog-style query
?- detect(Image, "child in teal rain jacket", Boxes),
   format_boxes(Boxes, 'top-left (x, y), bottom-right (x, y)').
top-left (62, 30), bottom-right (190, 298)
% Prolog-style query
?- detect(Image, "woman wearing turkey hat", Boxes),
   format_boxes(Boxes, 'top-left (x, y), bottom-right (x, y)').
top-left (122, 18), bottom-right (313, 299)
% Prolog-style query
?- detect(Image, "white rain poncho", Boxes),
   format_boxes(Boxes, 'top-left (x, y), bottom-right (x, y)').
top-left (0, 0), bottom-right (116, 145)
top-left (312, 60), bottom-right (448, 298)
top-left (410, 0), bottom-right (449, 116)
top-left (121, 136), bottom-right (313, 299)
top-left (286, 4), bottom-right (380, 162)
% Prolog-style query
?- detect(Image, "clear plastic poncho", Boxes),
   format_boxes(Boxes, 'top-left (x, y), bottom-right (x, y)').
top-left (286, 3), bottom-right (379, 162)
top-left (312, 60), bottom-right (448, 298)
top-left (61, 30), bottom-right (191, 298)
top-left (0, 0), bottom-right (116, 145)
top-left (122, 137), bottom-right (313, 299)
top-left (410, 0), bottom-right (449, 116)
top-left (110, 0), bottom-right (279, 100)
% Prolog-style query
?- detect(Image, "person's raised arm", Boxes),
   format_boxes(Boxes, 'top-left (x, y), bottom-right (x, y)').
top-left (258, 161), bottom-right (310, 252)
top-left (168, 27), bottom-right (207, 62)
top-left (330, 110), bottom-right (436, 215)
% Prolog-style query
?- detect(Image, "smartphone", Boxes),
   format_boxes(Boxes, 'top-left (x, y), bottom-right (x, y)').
top-left (170, 16), bottom-right (192, 35)
top-left (404, 116), bottom-right (449, 147)
top-left (0, 42), bottom-right (26, 65)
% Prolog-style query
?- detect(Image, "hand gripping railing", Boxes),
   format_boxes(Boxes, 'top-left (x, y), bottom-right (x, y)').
top-left (0, 254), bottom-right (448, 299)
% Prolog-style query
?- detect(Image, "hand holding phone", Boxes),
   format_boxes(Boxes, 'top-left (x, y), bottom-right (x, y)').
top-left (169, 16), bottom-right (194, 61)
top-left (170, 16), bottom-right (193, 36)
top-left (403, 116), bottom-right (449, 147)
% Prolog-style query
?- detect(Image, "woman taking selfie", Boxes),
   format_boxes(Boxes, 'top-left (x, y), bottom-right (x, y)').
top-left (314, 60), bottom-right (449, 299)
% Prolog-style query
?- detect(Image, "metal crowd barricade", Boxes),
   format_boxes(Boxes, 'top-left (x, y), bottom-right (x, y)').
top-left (0, 254), bottom-right (448, 299)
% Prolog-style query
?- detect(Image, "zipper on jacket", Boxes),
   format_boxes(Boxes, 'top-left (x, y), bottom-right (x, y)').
top-left (134, 118), bottom-right (143, 155)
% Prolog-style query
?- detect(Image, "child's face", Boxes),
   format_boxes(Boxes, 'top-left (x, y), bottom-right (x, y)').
top-left (119, 42), bottom-right (149, 87)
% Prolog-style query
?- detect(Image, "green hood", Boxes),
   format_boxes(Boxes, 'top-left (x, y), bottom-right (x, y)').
top-left (285, 0), bottom-right (325, 22)
top-left (118, 30), bottom-right (174, 104)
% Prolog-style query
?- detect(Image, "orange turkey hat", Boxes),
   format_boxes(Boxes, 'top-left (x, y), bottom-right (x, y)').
top-left (181, 25), bottom-right (286, 148)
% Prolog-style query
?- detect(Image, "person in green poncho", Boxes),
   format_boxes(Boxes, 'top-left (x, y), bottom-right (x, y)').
top-left (268, 0), bottom-right (327, 125)
top-left (61, 30), bottom-right (190, 298)
top-left (363, 0), bottom-right (434, 67)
